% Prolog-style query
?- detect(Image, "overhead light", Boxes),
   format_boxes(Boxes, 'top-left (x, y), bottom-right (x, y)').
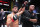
top-left (3, 4), bottom-right (9, 6)
top-left (0, 3), bottom-right (2, 5)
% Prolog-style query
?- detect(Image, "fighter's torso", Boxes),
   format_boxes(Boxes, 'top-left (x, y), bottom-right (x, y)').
top-left (10, 13), bottom-right (19, 27)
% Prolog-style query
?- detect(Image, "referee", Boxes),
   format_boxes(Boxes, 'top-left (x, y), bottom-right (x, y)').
top-left (21, 5), bottom-right (38, 27)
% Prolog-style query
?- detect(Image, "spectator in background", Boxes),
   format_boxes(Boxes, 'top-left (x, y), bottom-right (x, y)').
top-left (1, 9), bottom-right (6, 27)
top-left (14, 0), bottom-right (19, 9)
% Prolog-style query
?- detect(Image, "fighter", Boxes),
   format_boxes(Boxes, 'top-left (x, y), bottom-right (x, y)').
top-left (6, 5), bottom-right (25, 27)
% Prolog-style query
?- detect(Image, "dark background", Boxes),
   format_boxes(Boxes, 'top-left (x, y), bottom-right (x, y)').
top-left (0, 0), bottom-right (40, 12)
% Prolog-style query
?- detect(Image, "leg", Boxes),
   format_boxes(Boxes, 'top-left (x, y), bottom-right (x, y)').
top-left (0, 20), bottom-right (1, 27)
top-left (3, 20), bottom-right (5, 27)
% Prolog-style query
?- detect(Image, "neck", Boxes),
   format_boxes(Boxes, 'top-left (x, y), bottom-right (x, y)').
top-left (29, 9), bottom-right (33, 12)
top-left (12, 12), bottom-right (16, 14)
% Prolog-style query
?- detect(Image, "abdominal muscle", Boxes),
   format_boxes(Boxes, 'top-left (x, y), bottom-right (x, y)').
top-left (13, 19), bottom-right (19, 27)
top-left (10, 14), bottom-right (19, 27)
top-left (10, 19), bottom-right (19, 27)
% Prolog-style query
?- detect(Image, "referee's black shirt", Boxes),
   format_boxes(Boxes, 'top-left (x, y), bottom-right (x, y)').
top-left (21, 10), bottom-right (37, 27)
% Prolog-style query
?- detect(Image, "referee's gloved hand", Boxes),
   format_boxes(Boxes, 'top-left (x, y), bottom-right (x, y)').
top-left (22, 4), bottom-right (25, 8)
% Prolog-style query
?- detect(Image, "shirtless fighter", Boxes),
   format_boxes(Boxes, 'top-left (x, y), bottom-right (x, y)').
top-left (6, 5), bottom-right (25, 27)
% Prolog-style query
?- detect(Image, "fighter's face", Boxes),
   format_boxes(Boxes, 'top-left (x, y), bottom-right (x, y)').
top-left (12, 7), bottom-right (18, 13)
top-left (29, 5), bottom-right (35, 11)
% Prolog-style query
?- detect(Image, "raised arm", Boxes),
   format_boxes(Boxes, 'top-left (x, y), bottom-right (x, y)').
top-left (16, 7), bottom-right (25, 16)
top-left (18, 7), bottom-right (22, 12)
top-left (12, 7), bottom-right (25, 22)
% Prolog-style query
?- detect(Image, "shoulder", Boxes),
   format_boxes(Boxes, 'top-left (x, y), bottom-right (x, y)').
top-left (7, 14), bottom-right (11, 17)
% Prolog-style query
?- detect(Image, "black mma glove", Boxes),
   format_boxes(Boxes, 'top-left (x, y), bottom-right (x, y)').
top-left (13, 14), bottom-right (18, 21)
